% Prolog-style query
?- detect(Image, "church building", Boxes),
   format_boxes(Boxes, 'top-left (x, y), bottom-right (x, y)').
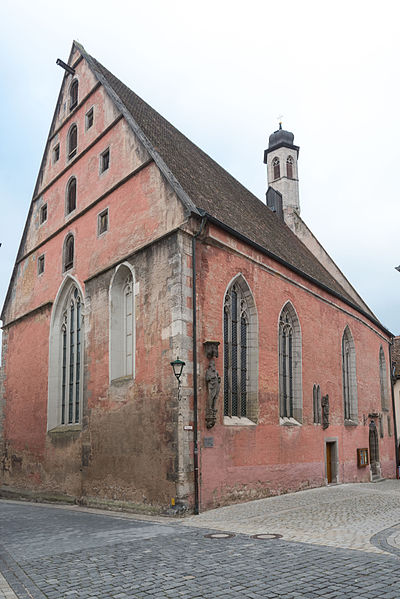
top-left (0, 42), bottom-right (396, 513)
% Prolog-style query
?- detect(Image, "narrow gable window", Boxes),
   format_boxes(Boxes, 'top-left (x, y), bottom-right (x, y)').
top-left (38, 254), bottom-right (45, 275)
top-left (100, 148), bottom-right (110, 173)
top-left (64, 234), bottom-right (74, 271)
top-left (85, 107), bottom-right (94, 130)
top-left (313, 384), bottom-right (321, 424)
top-left (53, 144), bottom-right (60, 163)
top-left (66, 178), bottom-right (77, 214)
top-left (40, 203), bottom-right (47, 225)
top-left (98, 208), bottom-right (109, 236)
top-left (68, 125), bottom-right (78, 159)
top-left (70, 80), bottom-right (78, 111)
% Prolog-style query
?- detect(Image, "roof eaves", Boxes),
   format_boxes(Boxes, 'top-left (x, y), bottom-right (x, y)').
top-left (76, 43), bottom-right (200, 219)
top-left (204, 211), bottom-right (393, 338)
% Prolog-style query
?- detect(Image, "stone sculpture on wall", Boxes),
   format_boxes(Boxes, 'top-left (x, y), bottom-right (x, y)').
top-left (204, 341), bottom-right (221, 429)
top-left (321, 394), bottom-right (329, 429)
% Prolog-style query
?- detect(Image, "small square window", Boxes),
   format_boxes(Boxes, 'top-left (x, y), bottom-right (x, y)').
top-left (38, 254), bottom-right (45, 275)
top-left (40, 203), bottom-right (47, 225)
top-left (100, 148), bottom-right (110, 173)
top-left (86, 107), bottom-right (94, 130)
top-left (98, 209), bottom-right (109, 235)
top-left (53, 144), bottom-right (60, 163)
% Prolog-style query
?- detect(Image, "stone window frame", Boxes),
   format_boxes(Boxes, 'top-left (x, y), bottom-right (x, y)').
top-left (223, 274), bottom-right (258, 426)
top-left (97, 207), bottom-right (109, 237)
top-left (63, 233), bottom-right (75, 273)
top-left (272, 156), bottom-right (280, 180)
top-left (69, 79), bottom-right (79, 112)
top-left (47, 276), bottom-right (84, 431)
top-left (379, 345), bottom-right (389, 412)
top-left (37, 253), bottom-right (45, 275)
top-left (100, 147), bottom-right (110, 174)
top-left (278, 301), bottom-right (302, 425)
top-left (39, 202), bottom-right (48, 225)
top-left (286, 155), bottom-right (294, 179)
top-left (65, 176), bottom-right (77, 215)
top-left (67, 123), bottom-right (78, 160)
top-left (85, 106), bottom-right (94, 131)
top-left (109, 262), bottom-right (136, 383)
top-left (342, 325), bottom-right (358, 425)
top-left (313, 384), bottom-right (322, 424)
top-left (53, 143), bottom-right (60, 164)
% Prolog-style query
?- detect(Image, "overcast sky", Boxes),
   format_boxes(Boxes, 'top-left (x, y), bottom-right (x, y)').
top-left (1, 0), bottom-right (400, 334)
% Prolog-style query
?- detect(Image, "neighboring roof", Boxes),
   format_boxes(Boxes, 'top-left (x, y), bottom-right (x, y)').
top-left (392, 337), bottom-right (400, 378)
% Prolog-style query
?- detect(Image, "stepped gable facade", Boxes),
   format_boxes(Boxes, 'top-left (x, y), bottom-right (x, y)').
top-left (0, 42), bottom-right (396, 511)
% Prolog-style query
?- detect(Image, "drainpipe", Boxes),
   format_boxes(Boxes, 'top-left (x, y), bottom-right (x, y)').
top-left (389, 340), bottom-right (399, 477)
top-left (192, 215), bottom-right (207, 514)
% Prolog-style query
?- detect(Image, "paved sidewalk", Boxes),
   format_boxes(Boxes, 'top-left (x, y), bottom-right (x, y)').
top-left (1, 482), bottom-right (400, 598)
top-left (184, 480), bottom-right (400, 554)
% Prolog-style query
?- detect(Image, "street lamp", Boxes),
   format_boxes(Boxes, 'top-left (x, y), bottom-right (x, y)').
top-left (170, 357), bottom-right (185, 382)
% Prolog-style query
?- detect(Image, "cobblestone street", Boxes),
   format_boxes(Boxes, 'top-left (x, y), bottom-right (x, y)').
top-left (1, 481), bottom-right (400, 598)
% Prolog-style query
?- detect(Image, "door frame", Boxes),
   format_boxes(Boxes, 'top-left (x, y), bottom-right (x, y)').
top-left (324, 437), bottom-right (339, 484)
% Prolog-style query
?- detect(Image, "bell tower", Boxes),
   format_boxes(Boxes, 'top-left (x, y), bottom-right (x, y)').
top-left (264, 124), bottom-right (300, 219)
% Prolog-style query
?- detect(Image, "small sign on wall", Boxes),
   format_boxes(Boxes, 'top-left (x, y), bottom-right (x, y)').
top-left (357, 448), bottom-right (369, 467)
top-left (204, 437), bottom-right (214, 448)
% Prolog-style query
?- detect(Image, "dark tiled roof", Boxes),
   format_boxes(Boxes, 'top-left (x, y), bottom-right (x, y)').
top-left (84, 50), bottom-right (372, 314)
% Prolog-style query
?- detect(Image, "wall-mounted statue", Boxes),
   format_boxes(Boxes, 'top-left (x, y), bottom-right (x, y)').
top-left (204, 341), bottom-right (221, 429)
top-left (321, 394), bottom-right (329, 429)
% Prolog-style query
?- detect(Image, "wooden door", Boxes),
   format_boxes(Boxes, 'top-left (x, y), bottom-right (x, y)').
top-left (326, 443), bottom-right (332, 483)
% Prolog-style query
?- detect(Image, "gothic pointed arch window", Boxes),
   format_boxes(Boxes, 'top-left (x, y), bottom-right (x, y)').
top-left (313, 384), bottom-right (321, 424)
top-left (279, 302), bottom-right (302, 423)
top-left (68, 124), bottom-right (78, 159)
top-left (223, 276), bottom-right (258, 422)
top-left (272, 157), bottom-right (280, 180)
top-left (47, 278), bottom-right (84, 430)
top-left (286, 155), bottom-right (294, 179)
top-left (110, 263), bottom-right (135, 381)
top-left (379, 346), bottom-right (389, 411)
top-left (70, 79), bottom-right (78, 111)
top-left (342, 326), bottom-right (358, 423)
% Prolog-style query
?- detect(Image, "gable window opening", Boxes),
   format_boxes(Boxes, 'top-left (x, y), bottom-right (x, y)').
top-left (66, 178), bottom-right (77, 214)
top-left (100, 148), bottom-right (110, 173)
top-left (379, 346), bottom-right (389, 412)
top-left (98, 208), bottom-right (109, 236)
top-left (85, 107), bottom-right (94, 130)
top-left (69, 80), bottom-right (78, 111)
top-left (64, 235), bottom-right (74, 272)
top-left (40, 203), bottom-right (47, 225)
top-left (272, 157), bottom-right (280, 180)
top-left (68, 125), bottom-right (78, 159)
top-left (61, 287), bottom-right (82, 425)
top-left (53, 144), bottom-right (60, 163)
top-left (38, 254), bottom-right (45, 275)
